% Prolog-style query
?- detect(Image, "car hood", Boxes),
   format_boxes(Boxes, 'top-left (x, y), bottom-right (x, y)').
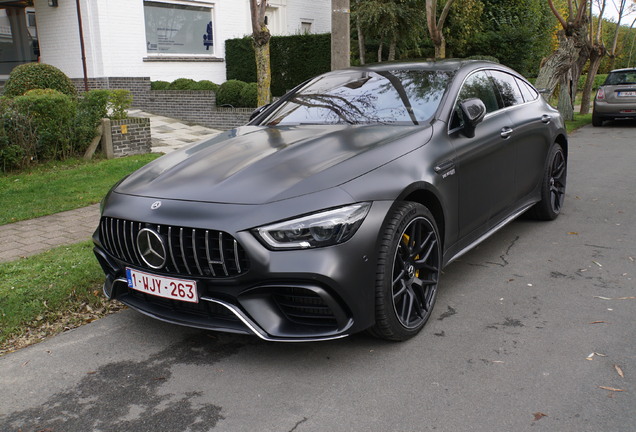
top-left (115, 124), bottom-right (431, 204)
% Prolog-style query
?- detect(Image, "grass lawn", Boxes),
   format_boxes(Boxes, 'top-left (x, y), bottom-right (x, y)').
top-left (566, 113), bottom-right (593, 133)
top-left (0, 153), bottom-right (161, 226)
top-left (0, 241), bottom-right (123, 355)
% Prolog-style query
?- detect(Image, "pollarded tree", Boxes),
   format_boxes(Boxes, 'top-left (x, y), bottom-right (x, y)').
top-left (535, 0), bottom-right (591, 121)
top-left (250, 0), bottom-right (272, 106)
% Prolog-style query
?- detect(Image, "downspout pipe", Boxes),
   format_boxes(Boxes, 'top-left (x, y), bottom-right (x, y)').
top-left (75, 0), bottom-right (88, 92)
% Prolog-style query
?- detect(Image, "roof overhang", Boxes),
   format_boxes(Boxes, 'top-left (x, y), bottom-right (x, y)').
top-left (0, 1), bottom-right (32, 7)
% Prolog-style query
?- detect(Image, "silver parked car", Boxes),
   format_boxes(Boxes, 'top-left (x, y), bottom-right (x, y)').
top-left (593, 68), bottom-right (636, 126)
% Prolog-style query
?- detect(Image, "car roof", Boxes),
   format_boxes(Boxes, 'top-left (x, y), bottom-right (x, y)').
top-left (609, 68), bottom-right (636, 73)
top-left (344, 59), bottom-right (503, 74)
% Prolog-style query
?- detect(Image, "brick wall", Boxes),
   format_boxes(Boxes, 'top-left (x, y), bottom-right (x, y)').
top-left (109, 117), bottom-right (151, 157)
top-left (72, 77), bottom-right (253, 130)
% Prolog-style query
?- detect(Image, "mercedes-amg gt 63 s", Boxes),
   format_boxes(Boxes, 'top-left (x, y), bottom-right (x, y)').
top-left (93, 60), bottom-right (568, 342)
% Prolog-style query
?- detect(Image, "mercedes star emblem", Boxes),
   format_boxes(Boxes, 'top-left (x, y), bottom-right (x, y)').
top-left (151, 201), bottom-right (162, 210)
top-left (137, 228), bottom-right (167, 269)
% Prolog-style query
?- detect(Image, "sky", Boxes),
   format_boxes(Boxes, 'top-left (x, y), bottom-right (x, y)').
top-left (594, 1), bottom-right (636, 26)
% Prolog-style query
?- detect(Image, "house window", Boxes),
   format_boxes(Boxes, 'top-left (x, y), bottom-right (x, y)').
top-left (143, 1), bottom-right (215, 56)
top-left (301, 21), bottom-right (312, 34)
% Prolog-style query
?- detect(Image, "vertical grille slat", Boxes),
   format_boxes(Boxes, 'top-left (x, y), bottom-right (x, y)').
top-left (99, 217), bottom-right (248, 278)
top-left (168, 226), bottom-right (181, 273)
top-left (205, 231), bottom-right (217, 277)
top-left (233, 240), bottom-right (241, 274)
top-left (218, 232), bottom-right (228, 276)
top-left (179, 227), bottom-right (191, 274)
top-left (192, 228), bottom-right (204, 276)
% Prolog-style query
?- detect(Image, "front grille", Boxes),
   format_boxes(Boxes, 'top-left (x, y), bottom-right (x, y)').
top-left (273, 287), bottom-right (338, 328)
top-left (99, 216), bottom-right (249, 278)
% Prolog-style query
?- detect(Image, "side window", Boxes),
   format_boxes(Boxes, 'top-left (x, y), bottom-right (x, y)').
top-left (450, 71), bottom-right (499, 130)
top-left (517, 78), bottom-right (539, 102)
top-left (458, 71), bottom-right (500, 113)
top-left (489, 70), bottom-right (524, 107)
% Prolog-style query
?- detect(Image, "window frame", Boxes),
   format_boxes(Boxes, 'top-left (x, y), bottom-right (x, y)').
top-left (142, 0), bottom-right (219, 60)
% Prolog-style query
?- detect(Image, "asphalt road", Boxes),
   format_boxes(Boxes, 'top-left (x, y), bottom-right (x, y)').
top-left (1, 122), bottom-right (634, 432)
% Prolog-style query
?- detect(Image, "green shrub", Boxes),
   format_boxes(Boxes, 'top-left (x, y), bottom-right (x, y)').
top-left (3, 63), bottom-right (77, 98)
top-left (108, 89), bottom-right (132, 120)
top-left (216, 80), bottom-right (247, 107)
top-left (74, 89), bottom-right (110, 152)
top-left (12, 89), bottom-right (77, 161)
top-left (239, 82), bottom-right (258, 108)
top-left (168, 78), bottom-right (197, 90)
top-left (196, 80), bottom-right (219, 91)
top-left (226, 33), bottom-right (331, 97)
top-left (151, 80), bottom-right (170, 90)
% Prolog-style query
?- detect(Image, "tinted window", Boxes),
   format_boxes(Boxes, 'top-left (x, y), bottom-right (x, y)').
top-left (457, 71), bottom-right (499, 113)
top-left (605, 70), bottom-right (636, 85)
top-left (490, 71), bottom-right (524, 107)
top-left (263, 70), bottom-right (452, 126)
top-left (517, 78), bottom-right (539, 102)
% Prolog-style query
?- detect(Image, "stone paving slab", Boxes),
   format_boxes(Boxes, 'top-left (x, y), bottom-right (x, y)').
top-left (0, 204), bottom-right (101, 263)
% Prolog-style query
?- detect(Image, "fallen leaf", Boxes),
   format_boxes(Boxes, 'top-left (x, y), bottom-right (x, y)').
top-left (533, 412), bottom-right (548, 421)
top-left (568, 232), bottom-right (579, 235)
top-left (598, 386), bottom-right (625, 392)
top-left (614, 365), bottom-right (625, 378)
top-left (87, 371), bottom-right (97, 375)
top-left (593, 261), bottom-right (603, 267)
top-left (589, 321), bottom-right (606, 324)
top-left (594, 296), bottom-right (636, 300)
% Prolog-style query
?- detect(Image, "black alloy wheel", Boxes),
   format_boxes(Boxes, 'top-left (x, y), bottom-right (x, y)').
top-left (371, 202), bottom-right (441, 341)
top-left (531, 143), bottom-right (567, 220)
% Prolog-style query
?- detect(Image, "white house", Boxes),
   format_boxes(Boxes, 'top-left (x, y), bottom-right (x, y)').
top-left (2, 0), bottom-right (332, 84)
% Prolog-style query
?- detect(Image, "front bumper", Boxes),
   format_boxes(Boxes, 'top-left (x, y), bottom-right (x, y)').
top-left (93, 198), bottom-right (392, 341)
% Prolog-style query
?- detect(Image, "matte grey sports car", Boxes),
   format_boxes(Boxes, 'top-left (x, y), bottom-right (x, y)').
top-left (93, 60), bottom-right (568, 342)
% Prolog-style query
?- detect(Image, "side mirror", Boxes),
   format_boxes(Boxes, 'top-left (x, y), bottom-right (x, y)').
top-left (459, 98), bottom-right (486, 138)
top-left (249, 103), bottom-right (271, 122)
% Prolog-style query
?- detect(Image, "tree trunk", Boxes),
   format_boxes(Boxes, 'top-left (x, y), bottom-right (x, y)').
top-left (388, 36), bottom-right (397, 61)
top-left (579, 44), bottom-right (606, 114)
top-left (253, 33), bottom-right (272, 106)
top-left (434, 36), bottom-right (446, 59)
top-left (356, 17), bottom-right (366, 65)
top-left (377, 42), bottom-right (383, 62)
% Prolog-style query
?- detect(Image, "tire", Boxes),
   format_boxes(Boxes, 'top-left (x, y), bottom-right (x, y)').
top-left (592, 113), bottom-right (603, 127)
top-left (530, 143), bottom-right (567, 221)
top-left (370, 202), bottom-right (441, 341)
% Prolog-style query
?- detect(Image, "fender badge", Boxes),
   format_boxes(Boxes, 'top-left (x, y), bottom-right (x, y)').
top-left (151, 201), bottom-right (162, 210)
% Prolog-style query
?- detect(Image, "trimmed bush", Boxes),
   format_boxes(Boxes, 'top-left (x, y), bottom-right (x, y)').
top-left (226, 33), bottom-right (331, 97)
top-left (75, 89), bottom-right (110, 152)
top-left (3, 63), bottom-right (77, 98)
top-left (108, 89), bottom-right (133, 120)
top-left (196, 80), bottom-right (219, 91)
top-left (12, 89), bottom-right (77, 161)
top-left (239, 82), bottom-right (258, 108)
top-left (168, 78), bottom-right (197, 90)
top-left (216, 80), bottom-right (247, 107)
top-left (151, 80), bottom-right (170, 90)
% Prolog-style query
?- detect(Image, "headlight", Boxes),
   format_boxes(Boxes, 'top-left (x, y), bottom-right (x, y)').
top-left (254, 203), bottom-right (371, 250)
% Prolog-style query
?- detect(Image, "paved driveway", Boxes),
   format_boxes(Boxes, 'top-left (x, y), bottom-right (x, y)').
top-left (1, 122), bottom-right (634, 432)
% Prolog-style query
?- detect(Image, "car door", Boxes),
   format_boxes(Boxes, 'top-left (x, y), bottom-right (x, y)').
top-left (489, 71), bottom-right (553, 206)
top-left (449, 70), bottom-right (516, 239)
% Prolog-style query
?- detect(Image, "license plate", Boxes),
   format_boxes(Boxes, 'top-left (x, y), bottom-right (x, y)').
top-left (618, 91), bottom-right (636, 97)
top-left (126, 268), bottom-right (198, 303)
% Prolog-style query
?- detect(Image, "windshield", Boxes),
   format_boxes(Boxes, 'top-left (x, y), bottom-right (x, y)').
top-left (262, 69), bottom-right (453, 126)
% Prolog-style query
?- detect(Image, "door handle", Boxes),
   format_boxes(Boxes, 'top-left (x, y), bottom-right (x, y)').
top-left (500, 127), bottom-right (513, 139)
top-left (541, 114), bottom-right (552, 124)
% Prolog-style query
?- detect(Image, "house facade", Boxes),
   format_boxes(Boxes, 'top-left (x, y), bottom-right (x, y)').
top-left (3, 0), bottom-right (331, 84)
